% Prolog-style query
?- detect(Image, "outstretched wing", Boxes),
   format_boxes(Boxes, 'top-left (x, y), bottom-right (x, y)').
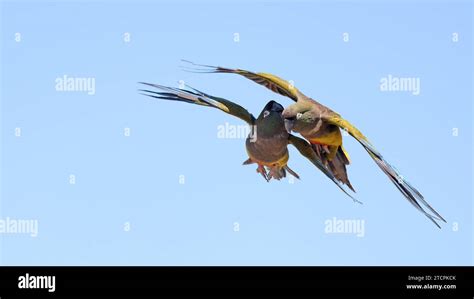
top-left (326, 114), bottom-right (446, 228)
top-left (182, 60), bottom-right (301, 102)
top-left (288, 134), bottom-right (359, 203)
top-left (139, 82), bottom-right (255, 125)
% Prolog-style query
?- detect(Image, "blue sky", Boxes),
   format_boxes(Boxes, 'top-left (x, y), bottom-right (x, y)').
top-left (0, 0), bottom-right (472, 265)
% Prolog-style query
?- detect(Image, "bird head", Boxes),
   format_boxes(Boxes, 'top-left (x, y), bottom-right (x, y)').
top-left (281, 104), bottom-right (310, 133)
top-left (258, 100), bottom-right (284, 119)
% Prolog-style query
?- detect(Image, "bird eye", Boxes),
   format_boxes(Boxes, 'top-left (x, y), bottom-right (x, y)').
top-left (263, 110), bottom-right (270, 118)
top-left (296, 113), bottom-right (303, 119)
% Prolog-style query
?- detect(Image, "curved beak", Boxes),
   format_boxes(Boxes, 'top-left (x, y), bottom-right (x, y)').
top-left (284, 118), bottom-right (295, 133)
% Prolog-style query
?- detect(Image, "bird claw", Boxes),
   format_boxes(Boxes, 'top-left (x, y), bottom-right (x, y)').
top-left (256, 164), bottom-right (270, 182)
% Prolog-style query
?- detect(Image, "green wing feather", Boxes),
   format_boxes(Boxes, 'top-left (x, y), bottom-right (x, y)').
top-left (326, 114), bottom-right (446, 228)
top-left (139, 82), bottom-right (255, 125)
top-left (182, 60), bottom-right (300, 102)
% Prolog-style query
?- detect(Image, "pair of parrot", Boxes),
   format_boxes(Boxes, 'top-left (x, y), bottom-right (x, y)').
top-left (139, 61), bottom-right (446, 228)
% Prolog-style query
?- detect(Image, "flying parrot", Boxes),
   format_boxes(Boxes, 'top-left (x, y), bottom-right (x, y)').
top-left (139, 82), bottom-right (356, 200)
top-left (182, 61), bottom-right (446, 228)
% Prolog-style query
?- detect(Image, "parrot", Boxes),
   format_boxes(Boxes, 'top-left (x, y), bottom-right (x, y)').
top-left (138, 82), bottom-right (356, 200)
top-left (182, 61), bottom-right (446, 228)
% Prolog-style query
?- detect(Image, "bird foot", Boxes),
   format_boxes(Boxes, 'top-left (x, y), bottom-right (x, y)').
top-left (256, 164), bottom-right (269, 182)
